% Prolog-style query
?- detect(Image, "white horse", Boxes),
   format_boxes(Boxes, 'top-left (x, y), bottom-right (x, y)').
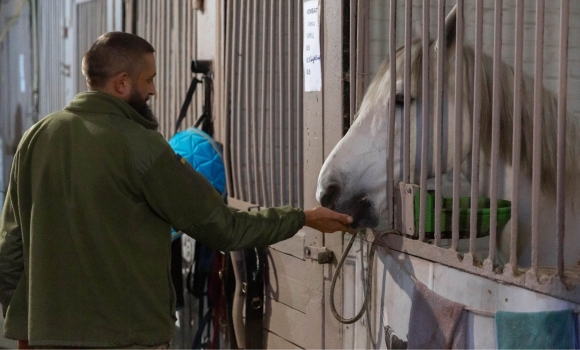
top-left (316, 9), bottom-right (580, 269)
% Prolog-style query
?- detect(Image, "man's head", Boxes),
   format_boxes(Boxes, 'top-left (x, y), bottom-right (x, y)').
top-left (82, 32), bottom-right (157, 121)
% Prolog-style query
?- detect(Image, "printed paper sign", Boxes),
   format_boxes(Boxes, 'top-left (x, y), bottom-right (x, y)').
top-left (303, 0), bottom-right (322, 92)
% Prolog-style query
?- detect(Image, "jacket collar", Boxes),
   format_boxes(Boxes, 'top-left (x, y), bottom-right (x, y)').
top-left (65, 91), bottom-right (159, 130)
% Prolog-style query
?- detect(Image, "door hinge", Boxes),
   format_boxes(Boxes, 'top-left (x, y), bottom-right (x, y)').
top-left (304, 246), bottom-right (335, 264)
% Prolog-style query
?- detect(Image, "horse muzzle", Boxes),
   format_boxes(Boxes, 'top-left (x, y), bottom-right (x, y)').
top-left (317, 182), bottom-right (380, 229)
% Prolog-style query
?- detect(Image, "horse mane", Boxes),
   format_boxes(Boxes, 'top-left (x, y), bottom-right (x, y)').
top-left (459, 45), bottom-right (580, 195)
top-left (362, 39), bottom-right (580, 195)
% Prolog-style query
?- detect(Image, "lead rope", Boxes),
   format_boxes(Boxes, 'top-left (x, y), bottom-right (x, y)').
top-left (329, 229), bottom-right (392, 324)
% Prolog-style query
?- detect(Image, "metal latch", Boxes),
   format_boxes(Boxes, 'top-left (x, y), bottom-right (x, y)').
top-left (304, 246), bottom-right (335, 264)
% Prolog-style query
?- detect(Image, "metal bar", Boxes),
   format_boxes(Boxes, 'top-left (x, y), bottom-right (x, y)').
top-left (194, 4), bottom-right (200, 127)
top-left (278, 1), bottom-right (286, 205)
top-left (451, 0), bottom-right (464, 251)
top-left (419, 0), bottom-right (430, 242)
top-left (387, 0), bottom-right (397, 229)
top-left (269, 0), bottom-right (276, 206)
top-left (251, 0), bottom-right (259, 204)
top-left (148, 0), bottom-right (154, 119)
top-left (164, 3), bottom-right (169, 138)
top-left (297, 0), bottom-right (304, 208)
top-left (243, 0), bottom-right (252, 203)
top-left (194, 4), bottom-right (199, 127)
top-left (508, 0), bottom-right (524, 271)
top-left (354, 0), bottom-right (363, 110)
top-left (287, 0), bottom-right (294, 206)
top-left (154, 0), bottom-right (160, 128)
top-left (469, 0), bottom-right (484, 256)
top-left (175, 1), bottom-right (181, 132)
top-left (556, 0), bottom-right (569, 276)
top-left (434, 0), bottom-right (445, 245)
top-left (148, 0), bottom-right (163, 123)
top-left (350, 0), bottom-right (357, 124)
top-left (487, 0), bottom-right (502, 265)
top-left (358, 0), bottom-right (370, 108)
top-left (259, 0), bottom-right (269, 206)
top-left (171, 1), bottom-right (177, 135)
top-left (167, 2), bottom-right (172, 132)
top-left (234, 0), bottom-right (243, 199)
top-left (157, 0), bottom-right (163, 133)
top-left (181, 3), bottom-right (186, 129)
top-left (107, 0), bottom-right (113, 31)
top-left (531, 0), bottom-right (545, 273)
top-left (161, 0), bottom-right (167, 135)
top-left (225, 0), bottom-right (235, 199)
top-left (186, 3), bottom-right (192, 130)
top-left (153, 0), bottom-right (160, 132)
top-left (403, 0), bottom-right (412, 184)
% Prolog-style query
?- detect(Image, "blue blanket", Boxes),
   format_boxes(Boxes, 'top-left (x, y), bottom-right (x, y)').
top-left (496, 309), bottom-right (577, 349)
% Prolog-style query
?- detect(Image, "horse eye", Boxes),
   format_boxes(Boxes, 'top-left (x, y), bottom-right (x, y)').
top-left (394, 93), bottom-right (405, 108)
top-left (394, 93), bottom-right (415, 108)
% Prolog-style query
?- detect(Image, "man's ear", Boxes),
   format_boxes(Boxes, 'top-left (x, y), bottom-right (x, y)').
top-left (112, 73), bottom-right (132, 98)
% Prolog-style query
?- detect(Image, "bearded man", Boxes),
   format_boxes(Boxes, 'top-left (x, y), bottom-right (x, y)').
top-left (0, 32), bottom-right (352, 348)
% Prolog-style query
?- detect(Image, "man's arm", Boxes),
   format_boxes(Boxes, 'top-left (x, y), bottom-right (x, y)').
top-left (140, 146), bottom-right (353, 251)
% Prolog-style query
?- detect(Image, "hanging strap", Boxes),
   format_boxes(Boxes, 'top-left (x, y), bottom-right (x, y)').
top-left (192, 307), bottom-right (213, 349)
top-left (242, 247), bottom-right (266, 349)
top-left (223, 253), bottom-right (239, 349)
top-left (174, 77), bottom-right (201, 135)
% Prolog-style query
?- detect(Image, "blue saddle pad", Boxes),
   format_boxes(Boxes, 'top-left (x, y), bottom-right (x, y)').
top-left (168, 128), bottom-right (227, 239)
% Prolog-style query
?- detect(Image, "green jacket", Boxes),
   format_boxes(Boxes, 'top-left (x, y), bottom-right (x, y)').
top-left (0, 92), bottom-right (305, 347)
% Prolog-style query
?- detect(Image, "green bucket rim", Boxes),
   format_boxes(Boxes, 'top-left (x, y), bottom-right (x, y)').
top-left (413, 190), bottom-right (512, 236)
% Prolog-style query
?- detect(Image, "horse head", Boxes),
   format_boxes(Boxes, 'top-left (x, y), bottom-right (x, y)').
top-left (317, 7), bottom-right (473, 229)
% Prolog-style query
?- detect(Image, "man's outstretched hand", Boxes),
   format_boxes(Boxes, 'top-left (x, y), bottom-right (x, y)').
top-left (303, 207), bottom-right (355, 234)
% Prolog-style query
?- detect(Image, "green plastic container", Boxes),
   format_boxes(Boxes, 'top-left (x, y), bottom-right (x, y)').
top-left (413, 190), bottom-right (511, 238)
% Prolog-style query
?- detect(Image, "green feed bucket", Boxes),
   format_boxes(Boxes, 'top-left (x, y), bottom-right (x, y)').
top-left (413, 190), bottom-right (511, 238)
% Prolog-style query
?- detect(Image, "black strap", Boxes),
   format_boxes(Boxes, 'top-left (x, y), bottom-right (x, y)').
top-left (223, 253), bottom-right (239, 349)
top-left (243, 247), bottom-right (266, 349)
top-left (170, 237), bottom-right (185, 309)
top-left (192, 307), bottom-right (213, 349)
top-left (175, 77), bottom-right (201, 135)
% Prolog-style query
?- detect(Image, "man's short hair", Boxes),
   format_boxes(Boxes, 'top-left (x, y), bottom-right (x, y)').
top-left (82, 32), bottom-right (155, 89)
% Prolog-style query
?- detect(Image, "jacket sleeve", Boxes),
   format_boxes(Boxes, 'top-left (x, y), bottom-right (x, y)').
top-left (0, 167), bottom-right (24, 316)
top-left (140, 146), bottom-right (305, 251)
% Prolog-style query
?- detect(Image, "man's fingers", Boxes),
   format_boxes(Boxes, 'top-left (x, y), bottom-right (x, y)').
top-left (329, 209), bottom-right (352, 224)
top-left (304, 207), bottom-right (357, 234)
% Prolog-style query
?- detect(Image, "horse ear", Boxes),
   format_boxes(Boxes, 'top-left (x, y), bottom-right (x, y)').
top-left (444, 5), bottom-right (457, 47)
top-left (434, 5), bottom-right (457, 52)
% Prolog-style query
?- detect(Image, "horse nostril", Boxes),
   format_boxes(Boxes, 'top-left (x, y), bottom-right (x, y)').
top-left (320, 184), bottom-right (341, 210)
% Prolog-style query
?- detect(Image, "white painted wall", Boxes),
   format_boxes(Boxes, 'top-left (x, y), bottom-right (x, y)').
top-left (342, 234), bottom-right (580, 349)
top-left (373, 246), bottom-right (580, 348)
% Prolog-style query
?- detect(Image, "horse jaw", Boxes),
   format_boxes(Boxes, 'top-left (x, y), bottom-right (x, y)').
top-left (316, 112), bottom-right (388, 229)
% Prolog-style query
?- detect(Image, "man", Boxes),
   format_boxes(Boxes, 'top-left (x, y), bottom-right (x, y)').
top-left (0, 32), bottom-right (353, 348)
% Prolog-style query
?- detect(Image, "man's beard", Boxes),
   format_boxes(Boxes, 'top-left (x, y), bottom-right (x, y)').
top-left (127, 88), bottom-right (156, 123)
